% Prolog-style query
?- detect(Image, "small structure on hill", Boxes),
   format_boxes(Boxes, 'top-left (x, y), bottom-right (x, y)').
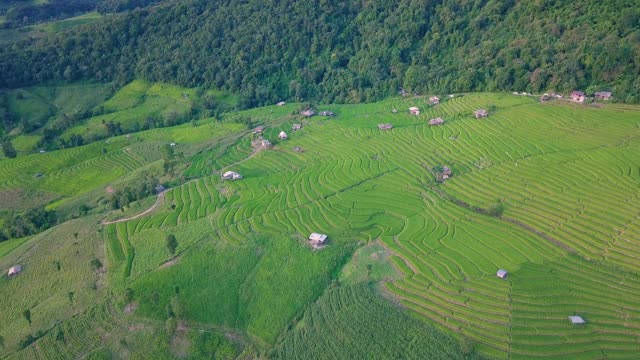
top-left (474, 109), bottom-right (489, 119)
top-left (170, 142), bottom-right (176, 147)
top-left (429, 96), bottom-right (440, 105)
top-left (594, 91), bottom-right (612, 101)
top-left (319, 111), bottom-right (335, 117)
top-left (39, 149), bottom-right (46, 154)
top-left (155, 184), bottom-right (166, 193)
top-left (568, 316), bottom-right (586, 325)
top-left (276, 101), bottom-right (286, 106)
top-left (294, 146), bottom-right (304, 153)
top-left (399, 88), bottom-right (408, 97)
top-left (292, 123), bottom-right (302, 131)
top-left (260, 139), bottom-right (273, 149)
top-left (222, 171), bottom-right (243, 181)
top-left (570, 91), bottom-right (586, 103)
top-left (252, 126), bottom-right (265, 134)
top-left (8, 265), bottom-right (22, 277)
top-left (540, 94), bottom-right (551, 102)
top-left (409, 107), bottom-right (421, 116)
top-left (429, 117), bottom-right (445, 126)
top-left (34, 173), bottom-right (43, 178)
top-left (279, 131), bottom-right (288, 140)
top-left (378, 123), bottom-right (393, 130)
top-left (301, 109), bottom-right (315, 117)
top-left (309, 233), bottom-right (328, 249)
top-left (497, 269), bottom-right (508, 279)
top-left (442, 166), bottom-right (452, 180)
top-left (392, 108), bottom-right (398, 114)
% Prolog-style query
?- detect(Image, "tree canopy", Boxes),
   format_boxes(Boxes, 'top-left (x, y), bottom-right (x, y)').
top-left (1, 0), bottom-right (639, 103)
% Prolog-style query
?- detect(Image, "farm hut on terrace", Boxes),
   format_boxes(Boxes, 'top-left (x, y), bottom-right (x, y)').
top-left (429, 96), bottom-right (440, 105)
top-left (8, 265), bottom-right (22, 277)
top-left (570, 91), bottom-right (586, 103)
top-left (301, 109), bottom-right (315, 117)
top-left (442, 166), bottom-right (452, 180)
top-left (497, 269), bottom-right (508, 279)
top-left (378, 123), bottom-right (393, 130)
top-left (279, 131), bottom-right (288, 140)
top-left (594, 91), bottom-right (612, 100)
top-left (474, 109), bottom-right (489, 118)
top-left (319, 111), bottom-right (335, 116)
top-left (568, 316), bottom-right (586, 325)
top-left (222, 171), bottom-right (243, 181)
top-left (392, 108), bottom-right (398, 113)
top-left (292, 124), bottom-right (302, 131)
top-left (409, 107), bottom-right (421, 115)
top-left (294, 146), bottom-right (304, 152)
top-left (155, 184), bottom-right (166, 193)
top-left (309, 233), bottom-right (328, 249)
top-left (276, 101), bottom-right (286, 106)
top-left (252, 126), bottom-right (265, 134)
top-left (429, 117), bottom-right (444, 126)
top-left (260, 139), bottom-right (273, 149)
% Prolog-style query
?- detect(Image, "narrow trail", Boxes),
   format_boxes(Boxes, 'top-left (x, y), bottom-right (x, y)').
top-left (101, 191), bottom-right (166, 225)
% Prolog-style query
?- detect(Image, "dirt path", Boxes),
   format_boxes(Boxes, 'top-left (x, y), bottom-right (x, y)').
top-left (101, 191), bottom-right (166, 225)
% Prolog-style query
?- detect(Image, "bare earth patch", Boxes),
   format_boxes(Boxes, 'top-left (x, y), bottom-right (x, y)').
top-left (159, 256), bottom-right (181, 269)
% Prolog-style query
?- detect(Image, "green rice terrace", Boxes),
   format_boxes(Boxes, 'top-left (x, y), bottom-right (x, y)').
top-left (1, 84), bottom-right (640, 359)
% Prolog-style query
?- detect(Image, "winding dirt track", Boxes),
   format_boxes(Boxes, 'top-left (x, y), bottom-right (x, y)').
top-left (101, 191), bottom-right (166, 225)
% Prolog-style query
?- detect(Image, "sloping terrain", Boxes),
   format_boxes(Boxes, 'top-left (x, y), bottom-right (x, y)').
top-left (0, 91), bottom-right (639, 359)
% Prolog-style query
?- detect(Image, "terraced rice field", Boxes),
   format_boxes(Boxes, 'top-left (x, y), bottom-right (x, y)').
top-left (105, 93), bottom-right (640, 358)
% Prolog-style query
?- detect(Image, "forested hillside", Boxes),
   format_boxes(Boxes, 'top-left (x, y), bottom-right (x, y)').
top-left (1, 0), bottom-right (639, 105)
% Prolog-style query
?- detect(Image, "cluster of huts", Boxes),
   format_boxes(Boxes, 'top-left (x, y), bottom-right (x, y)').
top-left (299, 109), bottom-right (335, 117)
top-left (535, 91), bottom-right (613, 103)
top-left (569, 90), bottom-right (613, 103)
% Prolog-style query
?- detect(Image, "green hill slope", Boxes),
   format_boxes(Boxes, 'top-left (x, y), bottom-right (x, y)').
top-left (1, 92), bottom-right (639, 359)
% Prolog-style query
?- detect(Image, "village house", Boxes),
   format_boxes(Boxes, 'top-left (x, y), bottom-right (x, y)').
top-left (252, 125), bottom-right (265, 134)
top-left (279, 131), bottom-right (288, 140)
top-left (497, 269), bottom-right (508, 279)
top-left (309, 233), bottom-right (328, 249)
top-left (540, 94), bottom-right (551, 102)
top-left (568, 316), bottom-right (586, 325)
top-left (570, 91), bottom-right (586, 103)
top-left (292, 124), bottom-right (302, 131)
top-left (294, 146), bottom-right (304, 153)
top-left (594, 91), bottom-right (612, 101)
top-left (429, 117), bottom-right (444, 126)
top-left (170, 142), bottom-right (176, 147)
top-left (301, 109), bottom-right (315, 117)
top-left (155, 184), bottom-right (166, 193)
top-left (429, 96), bottom-right (440, 105)
top-left (8, 265), bottom-right (22, 277)
top-left (409, 107), bottom-right (421, 116)
top-left (474, 109), bottom-right (489, 119)
top-left (222, 171), bottom-right (243, 180)
top-left (319, 111), bottom-right (335, 116)
top-left (276, 101), bottom-right (286, 106)
top-left (392, 108), bottom-right (398, 113)
top-left (260, 139), bottom-right (273, 149)
top-left (378, 123), bottom-right (393, 130)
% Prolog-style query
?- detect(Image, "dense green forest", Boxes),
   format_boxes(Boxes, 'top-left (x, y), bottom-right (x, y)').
top-left (1, 0), bottom-right (639, 105)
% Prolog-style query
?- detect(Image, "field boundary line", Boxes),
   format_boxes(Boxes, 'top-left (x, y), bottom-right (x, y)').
top-left (101, 191), bottom-right (166, 225)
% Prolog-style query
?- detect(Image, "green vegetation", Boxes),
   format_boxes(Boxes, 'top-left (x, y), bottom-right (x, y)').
top-left (1, 1), bottom-right (639, 103)
top-left (1, 89), bottom-right (640, 359)
top-left (272, 284), bottom-right (487, 359)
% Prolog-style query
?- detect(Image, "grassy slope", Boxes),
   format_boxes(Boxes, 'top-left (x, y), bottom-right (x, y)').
top-left (1, 92), bottom-right (639, 359)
